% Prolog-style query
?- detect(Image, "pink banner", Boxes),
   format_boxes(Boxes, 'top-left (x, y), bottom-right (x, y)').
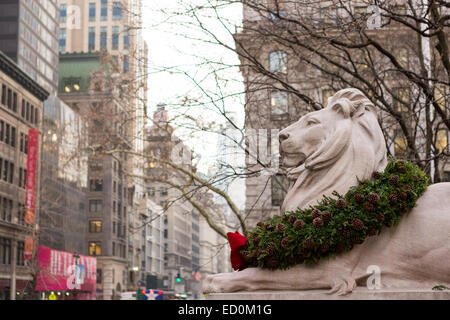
top-left (35, 246), bottom-right (97, 300)
top-left (25, 129), bottom-right (39, 225)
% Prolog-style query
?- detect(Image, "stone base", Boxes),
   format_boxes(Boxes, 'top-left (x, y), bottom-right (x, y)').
top-left (206, 288), bottom-right (450, 300)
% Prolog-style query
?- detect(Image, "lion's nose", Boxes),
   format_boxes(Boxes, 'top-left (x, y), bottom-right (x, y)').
top-left (279, 131), bottom-right (289, 142)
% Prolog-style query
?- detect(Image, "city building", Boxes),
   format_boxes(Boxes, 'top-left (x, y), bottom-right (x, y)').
top-left (0, 50), bottom-right (49, 300)
top-left (58, 52), bottom-right (134, 300)
top-left (0, 0), bottom-right (59, 95)
top-left (236, 1), bottom-right (449, 227)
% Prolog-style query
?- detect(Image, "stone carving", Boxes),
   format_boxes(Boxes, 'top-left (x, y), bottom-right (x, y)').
top-left (203, 88), bottom-right (450, 295)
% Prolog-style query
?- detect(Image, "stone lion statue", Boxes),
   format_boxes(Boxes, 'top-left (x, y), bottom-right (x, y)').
top-left (203, 88), bottom-right (450, 295)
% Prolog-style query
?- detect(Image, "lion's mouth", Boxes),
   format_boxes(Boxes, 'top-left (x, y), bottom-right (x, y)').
top-left (280, 151), bottom-right (306, 169)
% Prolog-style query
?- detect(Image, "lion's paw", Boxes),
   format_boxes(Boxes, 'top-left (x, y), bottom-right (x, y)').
top-left (327, 276), bottom-right (356, 296)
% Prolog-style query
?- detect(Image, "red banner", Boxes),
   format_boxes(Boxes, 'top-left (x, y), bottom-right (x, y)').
top-left (24, 237), bottom-right (33, 261)
top-left (25, 129), bottom-right (39, 225)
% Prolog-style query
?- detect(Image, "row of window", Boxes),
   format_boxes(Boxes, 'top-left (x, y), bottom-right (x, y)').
top-left (146, 187), bottom-right (168, 197)
top-left (0, 120), bottom-right (16, 148)
top-left (60, 1), bottom-right (123, 24)
top-left (0, 238), bottom-right (25, 266)
top-left (0, 158), bottom-right (14, 185)
top-left (1, 85), bottom-right (40, 125)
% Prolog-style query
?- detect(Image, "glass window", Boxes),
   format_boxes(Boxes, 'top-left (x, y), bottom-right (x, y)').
top-left (112, 26), bottom-right (119, 50)
top-left (89, 200), bottom-right (102, 212)
top-left (435, 129), bottom-right (448, 153)
top-left (60, 4), bottom-right (67, 23)
top-left (89, 3), bottom-right (96, 22)
top-left (123, 26), bottom-right (129, 50)
top-left (322, 89), bottom-right (335, 107)
top-left (89, 242), bottom-right (101, 256)
top-left (270, 91), bottom-right (288, 115)
top-left (88, 27), bottom-right (95, 51)
top-left (101, 0), bottom-right (108, 21)
top-left (394, 129), bottom-right (408, 158)
top-left (17, 241), bottom-right (24, 266)
top-left (90, 179), bottom-right (103, 192)
top-left (393, 88), bottom-right (410, 115)
top-left (123, 55), bottom-right (129, 73)
top-left (269, 51), bottom-right (287, 74)
top-left (59, 28), bottom-right (66, 53)
top-left (100, 27), bottom-right (107, 50)
top-left (89, 221), bottom-right (102, 233)
top-left (434, 86), bottom-right (446, 113)
top-left (97, 269), bottom-right (102, 284)
top-left (0, 238), bottom-right (11, 265)
top-left (112, 2), bottom-right (122, 20)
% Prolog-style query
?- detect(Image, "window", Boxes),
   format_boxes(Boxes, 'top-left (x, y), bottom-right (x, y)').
top-left (271, 174), bottom-right (289, 206)
top-left (12, 92), bottom-right (17, 112)
top-left (112, 26), bottom-right (119, 50)
top-left (89, 3), bottom-right (96, 21)
top-left (123, 55), bottom-right (129, 74)
top-left (435, 129), bottom-right (448, 153)
top-left (97, 269), bottom-right (102, 284)
top-left (112, 242), bottom-right (116, 256)
top-left (322, 89), bottom-right (335, 107)
top-left (101, 0), bottom-right (108, 21)
top-left (1, 85), bottom-right (5, 105)
top-left (7, 89), bottom-right (11, 109)
top-left (0, 121), bottom-right (2, 141)
top-left (393, 88), bottom-right (410, 115)
top-left (394, 129), bottom-right (408, 158)
top-left (123, 27), bottom-right (129, 50)
top-left (270, 91), bottom-right (288, 115)
top-left (89, 242), bottom-right (101, 256)
top-left (17, 241), bottom-right (24, 266)
top-left (0, 238), bottom-right (11, 265)
top-left (90, 179), bottom-right (103, 192)
top-left (269, 51), bottom-right (287, 74)
top-left (59, 28), bottom-right (66, 52)
top-left (89, 200), bottom-right (102, 212)
top-left (112, 2), bottom-right (123, 20)
top-left (161, 187), bottom-right (168, 196)
top-left (21, 99), bottom-right (25, 118)
top-left (88, 27), bottom-right (95, 51)
top-left (434, 86), bottom-right (446, 113)
top-left (100, 27), bottom-right (107, 50)
top-left (60, 4), bottom-right (67, 23)
top-left (89, 220), bottom-right (102, 233)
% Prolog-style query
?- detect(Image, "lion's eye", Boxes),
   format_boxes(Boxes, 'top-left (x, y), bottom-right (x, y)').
top-left (307, 119), bottom-right (319, 126)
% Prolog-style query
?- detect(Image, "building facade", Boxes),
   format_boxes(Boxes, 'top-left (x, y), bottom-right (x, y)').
top-left (237, 1), bottom-right (450, 227)
top-left (0, 50), bottom-right (49, 300)
top-left (0, 0), bottom-right (59, 95)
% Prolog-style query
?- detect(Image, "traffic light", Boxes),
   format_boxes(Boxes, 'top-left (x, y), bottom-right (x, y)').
top-left (176, 273), bottom-right (181, 283)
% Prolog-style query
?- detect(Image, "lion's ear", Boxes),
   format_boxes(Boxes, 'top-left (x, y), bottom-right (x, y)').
top-left (330, 99), bottom-right (352, 118)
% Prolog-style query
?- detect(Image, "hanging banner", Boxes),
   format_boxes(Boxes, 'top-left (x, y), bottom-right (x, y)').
top-left (24, 237), bottom-right (34, 261)
top-left (25, 129), bottom-right (39, 224)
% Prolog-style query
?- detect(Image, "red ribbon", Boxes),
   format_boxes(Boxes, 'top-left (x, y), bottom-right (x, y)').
top-left (227, 232), bottom-right (249, 271)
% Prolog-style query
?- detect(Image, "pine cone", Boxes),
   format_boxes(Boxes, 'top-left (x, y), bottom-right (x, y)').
top-left (389, 175), bottom-right (399, 186)
top-left (313, 217), bottom-right (324, 227)
top-left (354, 193), bottom-right (365, 203)
top-left (351, 218), bottom-right (364, 231)
top-left (398, 191), bottom-right (407, 200)
top-left (368, 193), bottom-right (380, 204)
top-left (288, 215), bottom-right (297, 224)
top-left (322, 211), bottom-right (333, 223)
top-left (388, 193), bottom-right (397, 204)
top-left (266, 242), bottom-right (276, 256)
top-left (311, 209), bottom-right (322, 219)
top-left (398, 166), bottom-right (407, 174)
top-left (320, 242), bottom-right (330, 253)
top-left (368, 228), bottom-right (378, 236)
top-left (294, 219), bottom-right (304, 230)
top-left (281, 237), bottom-right (290, 249)
top-left (413, 176), bottom-right (419, 184)
top-left (372, 171), bottom-right (382, 179)
top-left (265, 224), bottom-right (274, 232)
top-left (302, 239), bottom-right (315, 250)
top-left (403, 185), bottom-right (412, 192)
top-left (276, 223), bottom-right (286, 233)
top-left (363, 202), bottom-right (375, 212)
top-left (336, 199), bottom-right (347, 209)
top-left (377, 213), bottom-right (385, 222)
top-left (257, 221), bottom-right (264, 228)
top-left (336, 242), bottom-right (346, 253)
top-left (268, 258), bottom-right (279, 268)
top-left (252, 237), bottom-right (261, 246)
top-left (342, 228), bottom-right (351, 238)
top-left (282, 215), bottom-right (288, 222)
top-left (397, 160), bottom-right (405, 165)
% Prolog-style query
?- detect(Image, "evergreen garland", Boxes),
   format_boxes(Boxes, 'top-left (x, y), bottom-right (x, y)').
top-left (240, 159), bottom-right (429, 270)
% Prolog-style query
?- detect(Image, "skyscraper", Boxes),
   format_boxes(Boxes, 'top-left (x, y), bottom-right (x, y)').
top-left (0, 0), bottom-right (59, 95)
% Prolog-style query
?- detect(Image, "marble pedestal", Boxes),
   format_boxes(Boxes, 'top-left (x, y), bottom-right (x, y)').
top-left (206, 288), bottom-right (450, 300)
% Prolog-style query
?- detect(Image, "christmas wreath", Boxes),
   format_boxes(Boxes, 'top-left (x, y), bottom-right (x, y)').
top-left (228, 159), bottom-right (429, 271)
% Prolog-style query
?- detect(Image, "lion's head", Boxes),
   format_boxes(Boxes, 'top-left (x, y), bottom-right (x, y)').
top-left (279, 88), bottom-right (387, 212)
